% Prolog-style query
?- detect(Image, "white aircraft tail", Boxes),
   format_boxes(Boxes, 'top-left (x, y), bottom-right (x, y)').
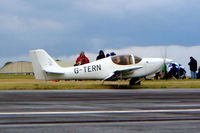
top-left (30, 49), bottom-right (63, 80)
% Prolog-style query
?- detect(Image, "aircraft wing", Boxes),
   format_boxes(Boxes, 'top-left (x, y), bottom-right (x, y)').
top-left (104, 66), bottom-right (142, 81)
top-left (43, 66), bottom-right (65, 74)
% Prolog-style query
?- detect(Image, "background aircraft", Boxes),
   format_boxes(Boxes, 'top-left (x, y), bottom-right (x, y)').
top-left (30, 49), bottom-right (172, 85)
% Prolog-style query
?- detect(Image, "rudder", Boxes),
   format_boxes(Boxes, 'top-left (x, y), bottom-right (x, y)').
top-left (29, 49), bottom-right (61, 80)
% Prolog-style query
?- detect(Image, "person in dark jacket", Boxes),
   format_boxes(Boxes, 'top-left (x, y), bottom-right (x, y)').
top-left (106, 53), bottom-right (110, 57)
top-left (110, 52), bottom-right (116, 56)
top-left (96, 50), bottom-right (105, 60)
top-left (168, 64), bottom-right (178, 79)
top-left (197, 66), bottom-right (200, 79)
top-left (188, 56), bottom-right (197, 79)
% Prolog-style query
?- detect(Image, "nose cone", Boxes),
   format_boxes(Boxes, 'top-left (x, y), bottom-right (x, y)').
top-left (164, 58), bottom-right (173, 64)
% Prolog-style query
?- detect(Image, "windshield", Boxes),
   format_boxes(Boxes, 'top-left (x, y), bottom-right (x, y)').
top-left (134, 56), bottom-right (142, 64)
top-left (111, 55), bottom-right (133, 65)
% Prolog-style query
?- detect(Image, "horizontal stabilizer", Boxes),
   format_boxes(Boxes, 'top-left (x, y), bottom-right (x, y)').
top-left (43, 66), bottom-right (65, 75)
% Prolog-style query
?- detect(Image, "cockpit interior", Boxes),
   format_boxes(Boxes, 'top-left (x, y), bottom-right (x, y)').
top-left (111, 55), bottom-right (142, 65)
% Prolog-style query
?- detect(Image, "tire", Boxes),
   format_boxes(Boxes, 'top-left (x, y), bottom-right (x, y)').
top-left (129, 78), bottom-right (141, 85)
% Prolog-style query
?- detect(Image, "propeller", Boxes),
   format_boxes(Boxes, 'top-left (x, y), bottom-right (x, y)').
top-left (162, 47), bottom-right (172, 65)
top-left (161, 47), bottom-right (173, 79)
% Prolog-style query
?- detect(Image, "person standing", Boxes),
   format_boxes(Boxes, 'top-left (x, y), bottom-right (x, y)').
top-left (197, 66), bottom-right (200, 79)
top-left (96, 50), bottom-right (105, 60)
top-left (75, 51), bottom-right (90, 66)
top-left (188, 56), bottom-right (197, 79)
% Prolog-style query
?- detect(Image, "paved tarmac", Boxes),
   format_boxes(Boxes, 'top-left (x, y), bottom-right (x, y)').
top-left (0, 89), bottom-right (200, 133)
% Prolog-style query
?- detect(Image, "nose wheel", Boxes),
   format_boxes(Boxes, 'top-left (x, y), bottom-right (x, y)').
top-left (129, 77), bottom-right (141, 85)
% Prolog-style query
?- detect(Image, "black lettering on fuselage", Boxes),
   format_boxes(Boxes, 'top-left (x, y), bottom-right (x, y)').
top-left (74, 68), bottom-right (79, 74)
top-left (75, 64), bottom-right (102, 74)
top-left (96, 64), bottom-right (101, 71)
top-left (84, 66), bottom-right (87, 72)
top-left (88, 66), bottom-right (92, 72)
top-left (92, 65), bottom-right (96, 71)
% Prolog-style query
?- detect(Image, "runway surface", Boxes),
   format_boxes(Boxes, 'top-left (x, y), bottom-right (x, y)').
top-left (0, 89), bottom-right (200, 133)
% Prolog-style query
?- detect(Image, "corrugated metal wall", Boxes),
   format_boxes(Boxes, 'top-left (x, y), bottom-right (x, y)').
top-left (0, 61), bottom-right (74, 74)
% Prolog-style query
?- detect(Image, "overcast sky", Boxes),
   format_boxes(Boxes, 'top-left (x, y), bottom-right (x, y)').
top-left (0, 0), bottom-right (200, 73)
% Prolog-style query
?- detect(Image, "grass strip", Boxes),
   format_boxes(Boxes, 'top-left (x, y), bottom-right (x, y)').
top-left (0, 74), bottom-right (200, 90)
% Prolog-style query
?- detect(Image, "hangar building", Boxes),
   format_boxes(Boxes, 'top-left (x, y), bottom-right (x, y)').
top-left (0, 61), bottom-right (74, 74)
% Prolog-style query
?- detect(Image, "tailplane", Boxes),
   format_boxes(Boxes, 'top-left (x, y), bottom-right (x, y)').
top-left (30, 49), bottom-right (64, 80)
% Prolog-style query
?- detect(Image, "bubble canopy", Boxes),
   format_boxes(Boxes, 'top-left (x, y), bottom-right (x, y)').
top-left (111, 55), bottom-right (142, 65)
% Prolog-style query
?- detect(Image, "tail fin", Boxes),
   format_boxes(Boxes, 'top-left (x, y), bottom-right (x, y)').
top-left (30, 49), bottom-right (64, 80)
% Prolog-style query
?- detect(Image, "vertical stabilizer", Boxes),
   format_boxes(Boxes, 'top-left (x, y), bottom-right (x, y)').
top-left (30, 49), bottom-right (61, 80)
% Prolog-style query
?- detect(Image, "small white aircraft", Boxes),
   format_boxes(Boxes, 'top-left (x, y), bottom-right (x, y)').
top-left (30, 49), bottom-right (172, 85)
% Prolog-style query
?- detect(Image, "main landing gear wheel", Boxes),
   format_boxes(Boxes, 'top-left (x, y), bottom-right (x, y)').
top-left (129, 78), bottom-right (141, 85)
